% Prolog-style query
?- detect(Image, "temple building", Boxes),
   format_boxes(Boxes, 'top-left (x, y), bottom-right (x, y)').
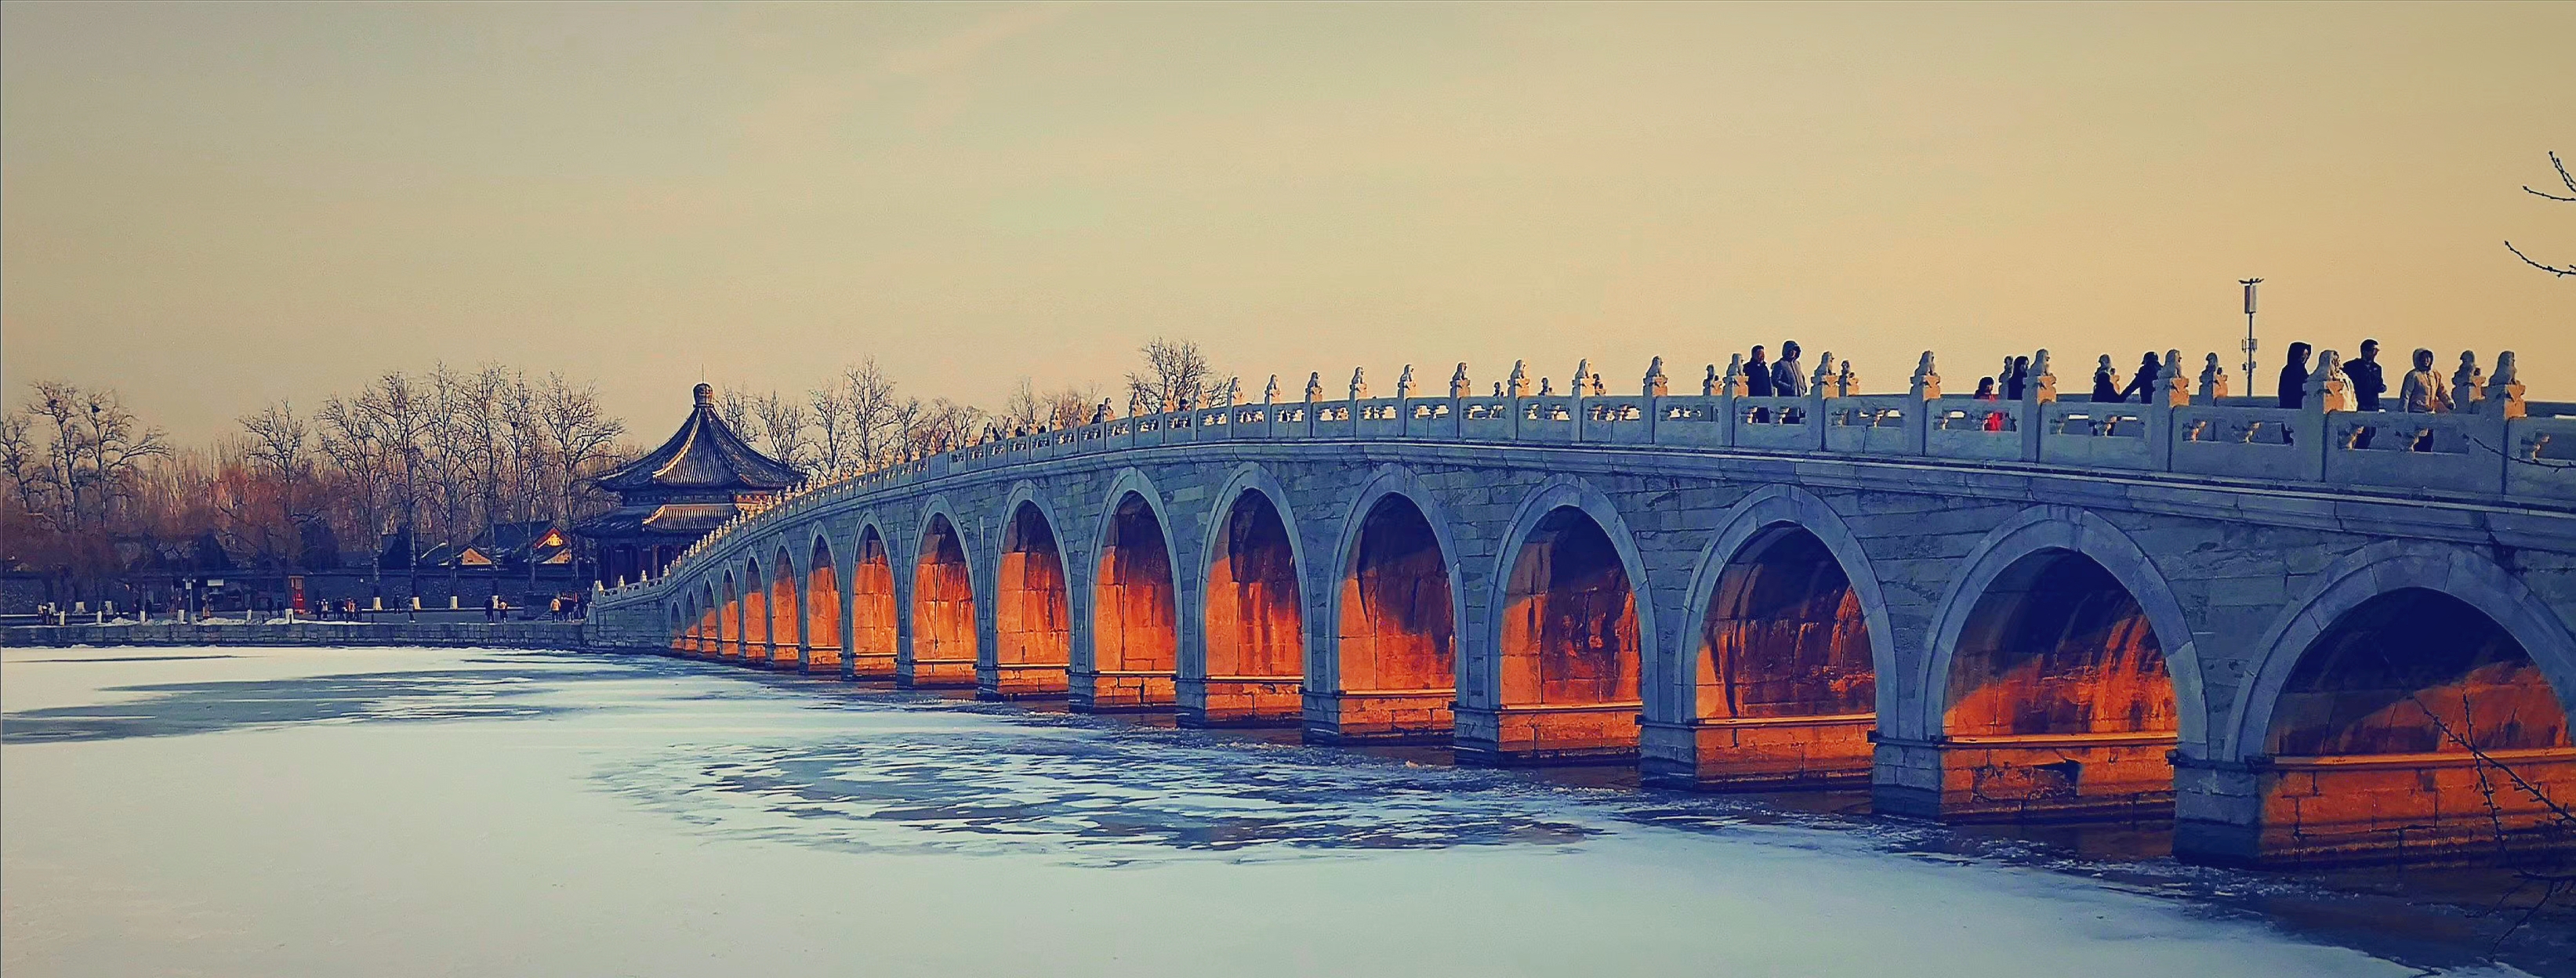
top-left (575, 383), bottom-right (800, 588)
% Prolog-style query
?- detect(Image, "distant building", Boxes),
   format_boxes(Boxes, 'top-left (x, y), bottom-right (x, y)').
top-left (574, 383), bottom-right (799, 588)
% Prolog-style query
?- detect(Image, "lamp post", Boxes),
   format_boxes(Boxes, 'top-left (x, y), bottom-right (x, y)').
top-left (2239, 277), bottom-right (2263, 383)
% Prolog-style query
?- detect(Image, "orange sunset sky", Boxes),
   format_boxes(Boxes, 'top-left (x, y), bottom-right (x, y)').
top-left (3, 2), bottom-right (2570, 440)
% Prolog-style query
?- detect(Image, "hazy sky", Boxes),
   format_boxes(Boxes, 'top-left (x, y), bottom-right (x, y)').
top-left (4, 2), bottom-right (2571, 442)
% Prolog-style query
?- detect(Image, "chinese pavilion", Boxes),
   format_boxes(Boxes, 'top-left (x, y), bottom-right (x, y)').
top-left (575, 383), bottom-right (800, 587)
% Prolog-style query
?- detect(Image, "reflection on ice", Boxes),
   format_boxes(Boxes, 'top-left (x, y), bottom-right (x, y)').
top-left (600, 731), bottom-right (1598, 861)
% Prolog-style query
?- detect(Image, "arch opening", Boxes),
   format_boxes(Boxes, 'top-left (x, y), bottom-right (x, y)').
top-left (1199, 489), bottom-right (1304, 724)
top-left (804, 538), bottom-right (841, 674)
top-left (1496, 505), bottom-right (1640, 759)
top-left (741, 559), bottom-right (770, 666)
top-left (1324, 494), bottom-right (1457, 741)
top-left (2254, 588), bottom-right (2574, 862)
top-left (719, 573), bottom-right (743, 659)
top-left (767, 549), bottom-right (800, 667)
top-left (993, 502), bottom-right (1072, 697)
top-left (1937, 549), bottom-right (2175, 817)
top-left (1088, 492), bottom-right (1178, 708)
top-left (1683, 524), bottom-right (1878, 786)
top-left (849, 528), bottom-right (899, 679)
top-left (908, 515), bottom-right (979, 687)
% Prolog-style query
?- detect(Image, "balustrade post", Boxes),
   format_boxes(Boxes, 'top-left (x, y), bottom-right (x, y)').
top-left (1717, 355), bottom-right (1743, 447)
top-left (1906, 352), bottom-right (1937, 457)
top-left (2019, 350), bottom-right (2057, 462)
top-left (2300, 350), bottom-right (2349, 483)
top-left (1805, 353), bottom-right (1836, 451)
top-left (2150, 350), bottom-right (2187, 472)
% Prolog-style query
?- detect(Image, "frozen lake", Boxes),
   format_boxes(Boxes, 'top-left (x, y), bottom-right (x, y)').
top-left (1, 646), bottom-right (2560, 977)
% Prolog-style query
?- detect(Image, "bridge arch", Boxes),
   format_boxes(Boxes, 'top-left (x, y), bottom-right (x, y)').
top-left (2184, 541), bottom-right (2576, 862)
top-left (1314, 465), bottom-right (1469, 742)
top-left (907, 496), bottom-right (981, 687)
top-left (802, 528), bottom-right (841, 673)
top-left (847, 518), bottom-right (900, 679)
top-left (1652, 485), bottom-right (1892, 787)
top-left (993, 483), bottom-right (1075, 697)
top-left (1194, 463), bottom-right (1308, 725)
top-left (1084, 468), bottom-right (1184, 710)
top-left (767, 544), bottom-right (800, 668)
top-left (1469, 476), bottom-right (1657, 762)
top-left (696, 581), bottom-right (718, 654)
top-left (741, 556), bottom-right (770, 663)
top-left (1899, 505), bottom-right (2196, 818)
top-left (2229, 541), bottom-right (2576, 759)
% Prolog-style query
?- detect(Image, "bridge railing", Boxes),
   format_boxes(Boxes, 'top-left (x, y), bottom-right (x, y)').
top-left (614, 365), bottom-right (2572, 600)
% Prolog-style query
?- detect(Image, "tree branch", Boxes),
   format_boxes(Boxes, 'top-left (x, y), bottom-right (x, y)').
top-left (2506, 239), bottom-right (2575, 277)
top-left (2526, 150), bottom-right (2576, 202)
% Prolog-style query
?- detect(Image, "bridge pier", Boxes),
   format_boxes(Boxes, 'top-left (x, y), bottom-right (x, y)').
top-left (1638, 715), bottom-right (1877, 789)
top-left (1299, 690), bottom-right (1452, 744)
top-left (1453, 704), bottom-right (1642, 765)
top-left (1870, 734), bottom-right (2178, 821)
top-left (1177, 678), bottom-right (1302, 727)
top-left (1068, 669), bottom-right (1176, 711)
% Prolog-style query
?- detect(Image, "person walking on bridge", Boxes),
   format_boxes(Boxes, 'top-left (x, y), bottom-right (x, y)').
top-left (2400, 348), bottom-right (2451, 415)
top-left (2277, 342), bottom-right (2312, 409)
top-left (2004, 357), bottom-right (2030, 400)
top-left (1745, 346), bottom-right (1773, 397)
top-left (2090, 356), bottom-right (2122, 402)
top-left (1771, 342), bottom-right (1806, 397)
top-left (2346, 339), bottom-right (2387, 411)
top-left (2118, 352), bottom-right (2161, 403)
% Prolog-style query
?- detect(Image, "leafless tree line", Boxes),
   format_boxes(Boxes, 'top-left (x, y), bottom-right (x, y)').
top-left (715, 346), bottom-right (1197, 478)
top-left (2, 368), bottom-right (628, 596)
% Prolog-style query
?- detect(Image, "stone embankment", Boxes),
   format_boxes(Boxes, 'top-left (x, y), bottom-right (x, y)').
top-left (0, 621), bottom-right (600, 650)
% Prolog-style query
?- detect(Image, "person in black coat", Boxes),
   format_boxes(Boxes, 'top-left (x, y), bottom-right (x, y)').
top-left (2277, 342), bottom-right (2312, 409)
top-left (2090, 357), bottom-right (2121, 402)
top-left (2119, 352), bottom-right (2161, 403)
top-left (1745, 346), bottom-right (1773, 397)
top-left (2005, 357), bottom-right (2030, 400)
top-left (2346, 339), bottom-right (2386, 411)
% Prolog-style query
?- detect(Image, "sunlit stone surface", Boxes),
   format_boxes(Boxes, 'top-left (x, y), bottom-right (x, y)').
top-left (4, 646), bottom-right (2559, 976)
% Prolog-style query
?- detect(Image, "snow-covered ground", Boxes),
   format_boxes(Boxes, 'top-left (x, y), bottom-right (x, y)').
top-left (0, 646), bottom-right (2554, 977)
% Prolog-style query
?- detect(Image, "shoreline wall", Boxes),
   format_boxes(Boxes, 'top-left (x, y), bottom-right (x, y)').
top-left (0, 621), bottom-right (665, 653)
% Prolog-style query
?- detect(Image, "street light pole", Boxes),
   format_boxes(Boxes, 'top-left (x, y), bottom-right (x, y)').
top-left (2239, 277), bottom-right (2263, 384)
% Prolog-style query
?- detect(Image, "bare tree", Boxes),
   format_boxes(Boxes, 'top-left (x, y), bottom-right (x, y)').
top-left (1126, 337), bottom-right (1216, 414)
top-left (717, 386), bottom-right (757, 442)
top-left (315, 393), bottom-right (392, 585)
top-left (538, 373), bottom-right (625, 525)
top-left (2508, 150), bottom-right (2574, 277)
top-left (1045, 382), bottom-right (1101, 429)
top-left (846, 357), bottom-right (898, 467)
top-left (809, 382), bottom-right (854, 475)
top-left (751, 391), bottom-right (811, 473)
top-left (238, 400), bottom-right (310, 566)
top-left (354, 371), bottom-right (435, 602)
top-left (889, 397), bottom-right (926, 460)
top-left (1002, 378), bottom-right (1045, 431)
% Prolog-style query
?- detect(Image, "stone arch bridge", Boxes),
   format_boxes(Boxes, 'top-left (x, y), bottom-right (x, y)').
top-left (590, 357), bottom-right (2576, 867)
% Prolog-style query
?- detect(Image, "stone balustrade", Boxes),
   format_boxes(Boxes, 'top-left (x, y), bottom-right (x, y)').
top-left (614, 352), bottom-right (2569, 595)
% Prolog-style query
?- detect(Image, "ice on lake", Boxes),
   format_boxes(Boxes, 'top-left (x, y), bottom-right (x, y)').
top-left (0, 646), bottom-right (2554, 977)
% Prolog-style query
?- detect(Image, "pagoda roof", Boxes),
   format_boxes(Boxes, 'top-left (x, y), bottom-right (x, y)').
top-left (593, 384), bottom-right (800, 494)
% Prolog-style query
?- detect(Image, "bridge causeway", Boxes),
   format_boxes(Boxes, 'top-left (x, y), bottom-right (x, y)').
top-left (590, 351), bottom-right (2576, 867)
